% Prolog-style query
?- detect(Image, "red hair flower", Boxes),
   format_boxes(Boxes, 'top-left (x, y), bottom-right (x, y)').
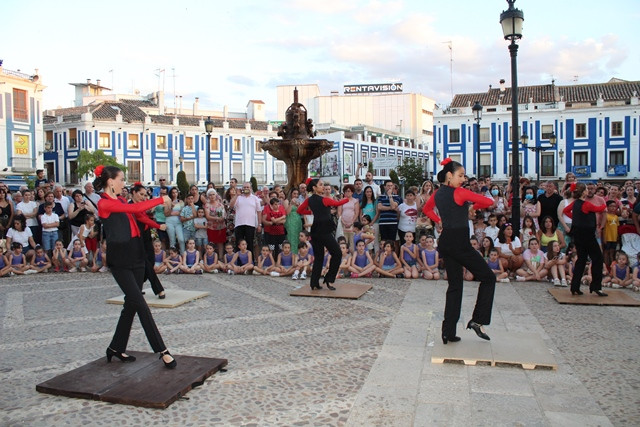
top-left (94, 165), bottom-right (104, 177)
top-left (305, 177), bottom-right (313, 185)
top-left (570, 182), bottom-right (577, 192)
top-left (133, 181), bottom-right (143, 187)
top-left (440, 157), bottom-right (452, 166)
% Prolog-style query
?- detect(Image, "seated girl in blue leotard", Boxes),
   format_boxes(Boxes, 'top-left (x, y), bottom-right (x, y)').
top-left (231, 239), bottom-right (253, 275)
top-left (202, 242), bottom-right (220, 273)
top-left (400, 231), bottom-right (420, 279)
top-left (254, 245), bottom-right (276, 276)
top-left (274, 240), bottom-right (297, 277)
top-left (29, 245), bottom-right (52, 274)
top-left (348, 239), bottom-right (376, 278)
top-left (180, 238), bottom-right (203, 274)
top-left (420, 235), bottom-right (440, 280)
top-left (375, 240), bottom-right (404, 278)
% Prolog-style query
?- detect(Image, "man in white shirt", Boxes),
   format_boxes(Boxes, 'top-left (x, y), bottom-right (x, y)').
top-left (84, 182), bottom-right (101, 207)
top-left (230, 182), bottom-right (263, 253)
top-left (16, 189), bottom-right (39, 240)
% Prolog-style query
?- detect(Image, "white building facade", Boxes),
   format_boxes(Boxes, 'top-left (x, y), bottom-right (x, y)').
top-left (433, 79), bottom-right (640, 182)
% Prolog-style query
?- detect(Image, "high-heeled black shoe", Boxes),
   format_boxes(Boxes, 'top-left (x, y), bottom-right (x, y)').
top-left (160, 350), bottom-right (177, 369)
top-left (310, 284), bottom-right (321, 290)
top-left (442, 335), bottom-right (461, 344)
top-left (106, 347), bottom-right (136, 363)
top-left (571, 289), bottom-right (584, 295)
top-left (325, 283), bottom-right (336, 290)
top-left (158, 292), bottom-right (166, 299)
top-left (466, 320), bottom-right (490, 341)
top-left (591, 289), bottom-right (608, 297)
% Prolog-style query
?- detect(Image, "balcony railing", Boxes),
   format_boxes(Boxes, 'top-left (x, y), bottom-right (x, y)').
top-left (10, 157), bottom-right (34, 172)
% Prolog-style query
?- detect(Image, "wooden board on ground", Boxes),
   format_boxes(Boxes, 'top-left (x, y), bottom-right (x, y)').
top-left (432, 329), bottom-right (557, 370)
top-left (106, 289), bottom-right (209, 308)
top-left (549, 288), bottom-right (640, 306)
top-left (289, 283), bottom-right (372, 299)
top-left (36, 351), bottom-right (227, 409)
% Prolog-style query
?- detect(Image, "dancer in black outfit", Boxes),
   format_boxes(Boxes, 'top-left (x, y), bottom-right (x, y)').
top-left (423, 159), bottom-right (496, 344)
top-left (563, 182), bottom-right (607, 296)
top-left (94, 165), bottom-right (177, 368)
top-left (130, 182), bottom-right (166, 299)
top-left (297, 178), bottom-right (348, 290)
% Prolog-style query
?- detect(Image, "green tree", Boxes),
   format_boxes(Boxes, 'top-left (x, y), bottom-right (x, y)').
top-left (395, 158), bottom-right (425, 189)
top-left (389, 169), bottom-right (399, 186)
top-left (22, 172), bottom-right (35, 190)
top-left (176, 170), bottom-right (189, 200)
top-left (77, 150), bottom-right (127, 179)
top-left (250, 176), bottom-right (258, 193)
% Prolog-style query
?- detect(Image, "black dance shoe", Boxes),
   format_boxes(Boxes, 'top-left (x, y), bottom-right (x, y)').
top-left (106, 347), bottom-right (136, 363)
top-left (442, 335), bottom-right (461, 345)
top-left (591, 289), bottom-right (608, 297)
top-left (570, 289), bottom-right (584, 296)
top-left (158, 292), bottom-right (166, 299)
top-left (325, 283), bottom-right (336, 290)
top-left (466, 320), bottom-right (490, 341)
top-left (160, 350), bottom-right (177, 369)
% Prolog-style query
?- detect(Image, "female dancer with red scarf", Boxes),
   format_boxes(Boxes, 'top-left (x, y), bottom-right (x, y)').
top-left (297, 178), bottom-right (348, 290)
top-left (423, 159), bottom-right (495, 344)
top-left (94, 165), bottom-right (177, 368)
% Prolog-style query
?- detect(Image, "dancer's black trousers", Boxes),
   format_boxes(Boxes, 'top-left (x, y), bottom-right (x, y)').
top-left (109, 266), bottom-right (166, 353)
top-left (437, 227), bottom-right (496, 336)
top-left (310, 231), bottom-right (341, 287)
top-left (570, 227), bottom-right (603, 292)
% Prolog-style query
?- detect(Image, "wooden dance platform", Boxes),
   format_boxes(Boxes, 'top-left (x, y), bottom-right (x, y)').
top-left (431, 330), bottom-right (557, 370)
top-left (549, 288), bottom-right (640, 306)
top-left (106, 289), bottom-right (209, 308)
top-left (36, 351), bottom-right (227, 409)
top-left (289, 282), bottom-right (372, 299)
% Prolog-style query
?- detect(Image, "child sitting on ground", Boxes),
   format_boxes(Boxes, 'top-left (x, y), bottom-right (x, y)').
top-left (165, 246), bottom-right (182, 274)
top-left (337, 242), bottom-right (352, 278)
top-left (348, 239), bottom-right (376, 278)
top-left (0, 249), bottom-right (11, 277)
top-left (8, 242), bottom-right (28, 275)
top-left (293, 242), bottom-right (313, 280)
top-left (51, 239), bottom-right (68, 272)
top-left (420, 235), bottom-right (440, 280)
top-left (298, 230), bottom-right (314, 257)
top-left (231, 239), bottom-right (253, 275)
top-left (274, 240), bottom-right (296, 277)
top-left (29, 245), bottom-right (51, 273)
top-left (609, 251), bottom-right (633, 289)
top-left (180, 238), bottom-right (203, 274)
top-left (487, 248), bottom-right (510, 283)
top-left (67, 239), bottom-right (88, 272)
top-left (220, 243), bottom-right (236, 274)
top-left (76, 214), bottom-right (98, 266)
top-left (202, 243), bottom-right (220, 273)
top-left (515, 238), bottom-right (548, 282)
top-left (92, 240), bottom-right (108, 273)
top-left (254, 245), bottom-right (276, 276)
top-left (546, 241), bottom-right (568, 287)
top-left (152, 239), bottom-right (167, 275)
top-left (375, 240), bottom-right (404, 278)
top-left (400, 231), bottom-right (420, 279)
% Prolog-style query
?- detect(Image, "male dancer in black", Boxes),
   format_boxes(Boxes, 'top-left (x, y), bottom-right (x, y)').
top-left (423, 159), bottom-right (495, 344)
top-left (297, 178), bottom-right (348, 290)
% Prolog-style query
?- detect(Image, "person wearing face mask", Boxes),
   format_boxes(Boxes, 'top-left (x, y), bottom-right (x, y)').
top-left (537, 181), bottom-right (563, 227)
top-left (423, 158), bottom-right (495, 344)
top-left (488, 185), bottom-right (509, 218)
top-left (520, 186), bottom-right (541, 230)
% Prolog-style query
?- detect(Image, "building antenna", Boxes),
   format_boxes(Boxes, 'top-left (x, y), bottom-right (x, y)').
top-left (155, 68), bottom-right (165, 93)
top-left (442, 41), bottom-right (453, 106)
top-left (172, 67), bottom-right (177, 114)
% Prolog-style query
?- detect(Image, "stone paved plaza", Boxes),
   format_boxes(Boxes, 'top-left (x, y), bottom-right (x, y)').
top-left (1, 270), bottom-right (638, 426)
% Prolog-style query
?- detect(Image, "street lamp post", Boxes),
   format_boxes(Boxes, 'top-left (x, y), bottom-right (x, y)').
top-left (523, 131), bottom-right (556, 185)
top-left (204, 116), bottom-right (214, 184)
top-left (500, 0), bottom-right (525, 235)
top-left (472, 101), bottom-right (483, 178)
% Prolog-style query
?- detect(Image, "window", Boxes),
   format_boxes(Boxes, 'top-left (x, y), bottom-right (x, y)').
top-left (99, 132), bottom-right (111, 149)
top-left (13, 88), bottom-right (28, 122)
top-left (232, 162), bottom-right (243, 181)
top-left (183, 161), bottom-right (195, 183)
top-left (449, 129), bottom-right (460, 143)
top-left (609, 150), bottom-right (624, 166)
top-left (508, 153), bottom-right (524, 176)
top-left (156, 135), bottom-right (167, 150)
top-left (184, 136), bottom-right (193, 151)
top-left (254, 161), bottom-right (266, 183)
top-left (576, 123), bottom-right (587, 138)
top-left (611, 121), bottom-right (623, 137)
top-left (275, 161), bottom-right (286, 183)
top-left (255, 140), bottom-right (263, 153)
top-left (45, 130), bottom-right (53, 151)
top-left (127, 160), bottom-right (141, 182)
top-left (573, 151), bottom-right (588, 166)
top-left (541, 152), bottom-right (555, 177)
top-left (233, 138), bottom-right (241, 152)
top-left (210, 137), bottom-right (219, 151)
top-left (509, 126), bottom-right (522, 141)
top-left (156, 160), bottom-right (169, 181)
top-left (210, 161), bottom-right (221, 184)
top-left (449, 154), bottom-right (462, 165)
top-left (479, 153), bottom-right (491, 177)
top-left (68, 128), bottom-right (78, 149)
top-left (128, 133), bottom-right (139, 149)
top-left (479, 127), bottom-right (490, 143)
top-left (541, 125), bottom-right (554, 140)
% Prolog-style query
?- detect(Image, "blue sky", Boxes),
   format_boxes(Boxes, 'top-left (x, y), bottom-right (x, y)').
top-left (3, 0), bottom-right (638, 119)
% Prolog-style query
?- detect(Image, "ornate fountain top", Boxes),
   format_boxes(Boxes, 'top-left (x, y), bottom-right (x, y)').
top-left (276, 87), bottom-right (317, 139)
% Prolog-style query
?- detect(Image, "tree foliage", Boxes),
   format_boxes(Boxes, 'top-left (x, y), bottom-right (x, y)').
top-left (176, 170), bottom-right (189, 200)
top-left (389, 169), bottom-right (399, 186)
top-left (77, 150), bottom-right (127, 180)
top-left (395, 158), bottom-right (425, 189)
top-left (250, 176), bottom-right (258, 193)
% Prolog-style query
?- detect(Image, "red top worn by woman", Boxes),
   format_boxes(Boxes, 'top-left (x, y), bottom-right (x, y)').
top-left (422, 187), bottom-right (493, 224)
top-left (562, 200), bottom-right (606, 218)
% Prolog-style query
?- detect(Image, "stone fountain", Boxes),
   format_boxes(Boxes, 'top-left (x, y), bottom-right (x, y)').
top-left (261, 88), bottom-right (333, 192)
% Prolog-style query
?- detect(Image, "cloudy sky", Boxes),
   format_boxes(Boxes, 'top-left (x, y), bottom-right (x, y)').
top-left (3, 0), bottom-right (638, 118)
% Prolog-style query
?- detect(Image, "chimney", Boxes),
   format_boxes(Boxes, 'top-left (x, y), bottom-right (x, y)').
top-left (193, 97), bottom-right (199, 116)
top-left (223, 105), bottom-right (229, 119)
top-left (87, 78), bottom-right (91, 85)
top-left (96, 79), bottom-right (101, 87)
top-left (499, 79), bottom-right (506, 92)
top-left (178, 95), bottom-right (182, 115)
